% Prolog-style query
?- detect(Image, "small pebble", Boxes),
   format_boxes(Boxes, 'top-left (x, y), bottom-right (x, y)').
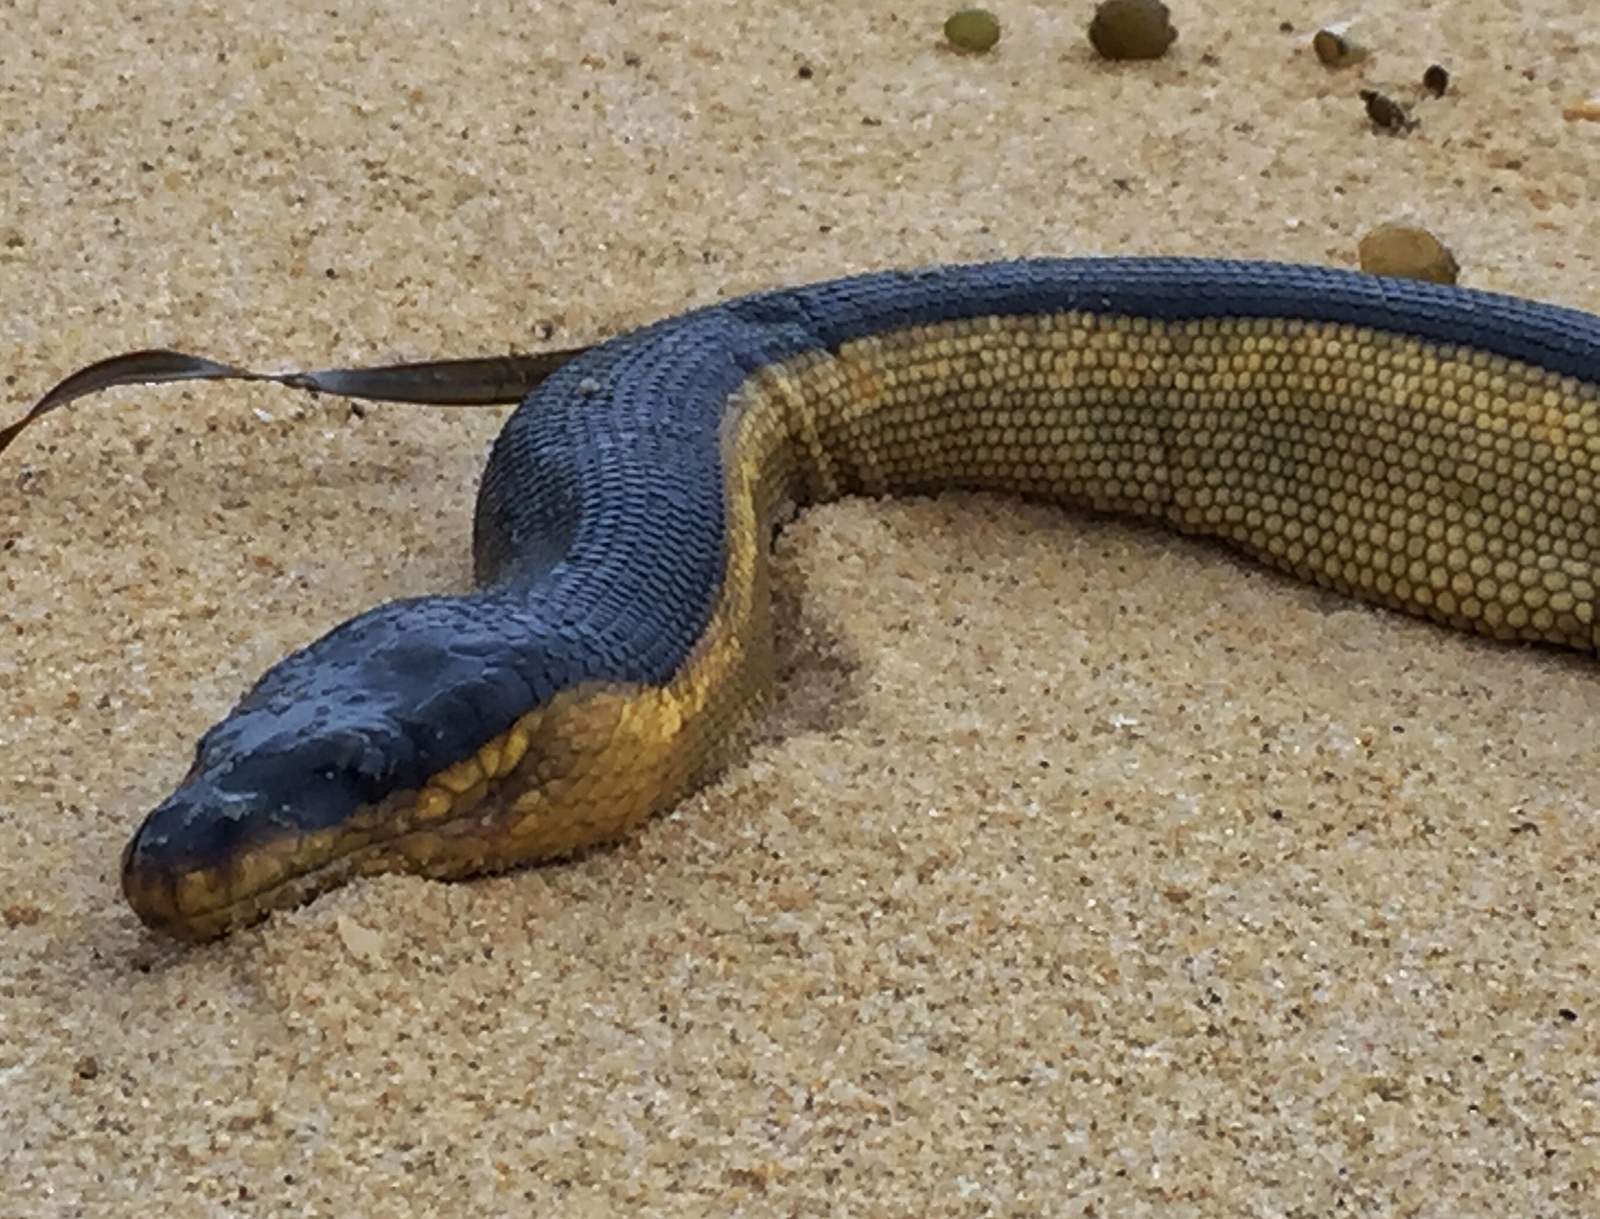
top-left (944, 8), bottom-right (1001, 53)
top-left (1357, 224), bottom-right (1460, 285)
top-left (1312, 21), bottom-right (1367, 68)
top-left (1088, 0), bottom-right (1177, 62)
top-left (2, 902), bottom-right (43, 927)
top-left (335, 914), bottom-right (387, 962)
top-left (1360, 88), bottom-right (1416, 133)
top-left (1422, 64), bottom-right (1450, 96)
top-left (1562, 93), bottom-right (1600, 122)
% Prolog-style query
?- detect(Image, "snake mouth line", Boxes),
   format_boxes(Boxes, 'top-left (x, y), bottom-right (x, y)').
top-left (125, 846), bottom-right (376, 942)
top-left (122, 821), bottom-right (415, 941)
top-left (119, 788), bottom-right (518, 940)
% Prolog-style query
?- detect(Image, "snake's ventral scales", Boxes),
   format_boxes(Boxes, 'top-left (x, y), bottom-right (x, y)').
top-left (15, 257), bottom-right (1600, 940)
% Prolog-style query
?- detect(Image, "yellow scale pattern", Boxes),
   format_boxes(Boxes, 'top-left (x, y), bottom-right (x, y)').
top-left (787, 312), bottom-right (1600, 645)
top-left (161, 310), bottom-right (1600, 937)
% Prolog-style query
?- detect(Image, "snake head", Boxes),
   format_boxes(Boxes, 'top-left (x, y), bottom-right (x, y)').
top-left (119, 706), bottom-right (415, 940)
top-left (117, 594), bottom-right (696, 940)
top-left (118, 594), bottom-right (612, 940)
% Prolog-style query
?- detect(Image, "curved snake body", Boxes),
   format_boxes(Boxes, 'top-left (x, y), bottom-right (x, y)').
top-left (115, 258), bottom-right (1600, 939)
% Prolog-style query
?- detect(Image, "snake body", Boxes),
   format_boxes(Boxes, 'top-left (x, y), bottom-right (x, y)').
top-left (118, 257), bottom-right (1600, 939)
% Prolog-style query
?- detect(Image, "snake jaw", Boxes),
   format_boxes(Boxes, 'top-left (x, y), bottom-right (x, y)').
top-left (120, 813), bottom-right (389, 941)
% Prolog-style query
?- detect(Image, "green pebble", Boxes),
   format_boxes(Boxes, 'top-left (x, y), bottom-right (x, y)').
top-left (945, 8), bottom-right (1001, 53)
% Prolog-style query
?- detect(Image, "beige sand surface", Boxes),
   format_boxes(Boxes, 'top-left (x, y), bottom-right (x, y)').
top-left (3, 1), bottom-right (1597, 1214)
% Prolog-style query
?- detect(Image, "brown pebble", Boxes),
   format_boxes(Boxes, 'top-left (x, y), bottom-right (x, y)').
top-left (1088, 0), bottom-right (1178, 62)
top-left (1422, 64), bottom-right (1450, 96)
top-left (1563, 93), bottom-right (1600, 122)
top-left (2, 903), bottom-right (43, 928)
top-left (74, 1055), bottom-right (100, 1080)
top-left (1357, 223), bottom-right (1460, 285)
top-left (1312, 21), bottom-right (1367, 68)
top-left (1360, 89), bottom-right (1416, 133)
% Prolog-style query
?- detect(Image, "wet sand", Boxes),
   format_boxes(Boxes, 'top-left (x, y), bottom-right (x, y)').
top-left (3, 1), bottom-right (1597, 1213)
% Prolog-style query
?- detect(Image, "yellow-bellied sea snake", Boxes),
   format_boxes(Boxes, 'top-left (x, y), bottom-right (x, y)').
top-left (10, 257), bottom-right (1600, 940)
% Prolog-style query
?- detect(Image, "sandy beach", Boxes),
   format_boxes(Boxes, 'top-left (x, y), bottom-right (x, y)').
top-left (2, 1), bottom-right (1596, 1213)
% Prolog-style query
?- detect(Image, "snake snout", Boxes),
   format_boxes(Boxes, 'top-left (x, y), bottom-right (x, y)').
top-left (120, 787), bottom-right (255, 939)
top-left (120, 735), bottom-right (384, 939)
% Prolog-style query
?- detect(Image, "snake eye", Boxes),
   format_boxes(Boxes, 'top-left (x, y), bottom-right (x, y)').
top-left (319, 733), bottom-right (400, 801)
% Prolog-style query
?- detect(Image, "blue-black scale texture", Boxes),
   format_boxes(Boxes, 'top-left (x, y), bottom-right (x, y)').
top-left (145, 257), bottom-right (1600, 872)
top-left (484, 255), bottom-right (1600, 687)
